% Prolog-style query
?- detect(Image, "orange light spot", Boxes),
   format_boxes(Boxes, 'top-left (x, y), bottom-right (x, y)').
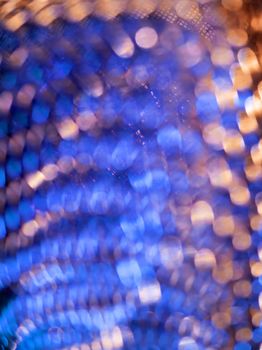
top-left (57, 119), bottom-right (79, 140)
top-left (213, 215), bottom-right (235, 236)
top-left (191, 201), bottom-right (214, 226)
top-left (230, 186), bottom-right (250, 206)
top-left (26, 171), bottom-right (45, 190)
top-left (223, 130), bottom-right (245, 155)
top-left (194, 249), bottom-right (216, 269)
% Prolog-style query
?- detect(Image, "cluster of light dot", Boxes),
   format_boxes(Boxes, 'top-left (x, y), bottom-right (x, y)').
top-left (0, 0), bottom-right (260, 350)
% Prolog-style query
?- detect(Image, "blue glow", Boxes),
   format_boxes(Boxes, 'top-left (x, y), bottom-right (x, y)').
top-left (182, 131), bottom-right (204, 161)
top-left (0, 13), bottom-right (255, 350)
top-left (196, 92), bottom-right (219, 122)
top-left (18, 199), bottom-right (35, 221)
top-left (120, 214), bottom-right (145, 240)
top-left (26, 62), bottom-right (43, 84)
top-left (55, 95), bottom-right (73, 118)
top-left (1, 72), bottom-right (16, 89)
top-left (143, 208), bottom-right (163, 238)
top-left (53, 59), bottom-right (72, 79)
top-left (253, 328), bottom-right (262, 343)
top-left (157, 125), bottom-right (181, 154)
top-left (222, 111), bottom-right (238, 129)
top-left (62, 185), bottom-right (82, 213)
top-left (23, 150), bottom-right (39, 172)
top-left (6, 158), bottom-right (21, 179)
top-left (32, 102), bottom-right (50, 123)
top-left (0, 216), bottom-right (6, 239)
top-left (128, 171), bottom-right (152, 193)
top-left (116, 259), bottom-right (142, 287)
top-left (237, 89), bottom-right (253, 109)
top-left (0, 120), bottom-right (8, 137)
top-left (0, 166), bottom-right (5, 187)
top-left (111, 136), bottom-right (138, 171)
top-left (47, 188), bottom-right (62, 212)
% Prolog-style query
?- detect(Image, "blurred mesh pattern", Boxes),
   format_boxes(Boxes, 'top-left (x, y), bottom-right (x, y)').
top-left (0, 1), bottom-right (261, 350)
top-left (0, 1), bottom-right (219, 36)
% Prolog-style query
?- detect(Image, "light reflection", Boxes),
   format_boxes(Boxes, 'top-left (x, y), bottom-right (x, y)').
top-left (0, 1), bottom-right (260, 350)
top-left (135, 27), bottom-right (158, 49)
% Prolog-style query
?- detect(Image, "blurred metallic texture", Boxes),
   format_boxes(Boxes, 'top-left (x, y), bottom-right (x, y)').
top-left (0, 1), bottom-right (261, 350)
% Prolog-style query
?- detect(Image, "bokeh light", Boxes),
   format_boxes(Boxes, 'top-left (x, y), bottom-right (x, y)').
top-left (0, 1), bottom-right (261, 350)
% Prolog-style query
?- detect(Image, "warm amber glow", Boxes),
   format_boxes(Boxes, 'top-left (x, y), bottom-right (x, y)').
top-left (75, 112), bottom-right (97, 131)
top-left (252, 311), bottom-right (262, 327)
top-left (127, 0), bottom-right (157, 16)
top-left (245, 95), bottom-right (262, 118)
top-left (238, 48), bottom-right (260, 74)
top-left (21, 220), bottom-right (39, 237)
top-left (232, 234), bottom-right (252, 251)
top-left (4, 11), bottom-right (27, 31)
top-left (238, 113), bottom-right (258, 134)
top-left (112, 35), bottom-right (135, 58)
top-left (95, 0), bottom-right (127, 19)
top-left (211, 47), bottom-right (234, 67)
top-left (66, 1), bottom-right (92, 22)
top-left (194, 249), bottom-right (216, 269)
top-left (57, 119), bottom-right (79, 140)
top-left (227, 28), bottom-right (248, 47)
top-left (250, 214), bottom-right (262, 231)
top-left (230, 185), bottom-right (250, 206)
top-left (251, 145), bottom-right (262, 165)
top-left (222, 130), bottom-right (245, 155)
top-left (233, 280), bottom-right (251, 297)
top-left (191, 201), bottom-right (214, 226)
top-left (230, 63), bottom-right (252, 90)
top-left (175, 0), bottom-right (200, 20)
top-left (213, 261), bottom-right (233, 284)
top-left (251, 15), bottom-right (262, 32)
top-left (215, 87), bottom-right (238, 110)
top-left (212, 311), bottom-right (231, 329)
top-left (256, 193), bottom-right (262, 215)
top-left (251, 261), bottom-right (262, 277)
top-left (213, 215), bottom-right (235, 236)
top-left (203, 123), bottom-right (225, 149)
top-left (41, 164), bottom-right (59, 181)
top-left (222, 0), bottom-right (243, 11)
top-left (35, 5), bottom-right (59, 26)
top-left (245, 163), bottom-right (262, 182)
top-left (235, 328), bottom-right (252, 342)
top-left (208, 158), bottom-right (232, 188)
top-left (26, 171), bottom-right (45, 190)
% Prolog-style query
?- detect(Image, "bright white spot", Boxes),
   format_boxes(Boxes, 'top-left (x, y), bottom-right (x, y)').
top-left (160, 238), bottom-right (184, 269)
top-left (57, 119), bottom-right (79, 140)
top-left (113, 36), bottom-right (134, 58)
top-left (135, 27), bottom-right (158, 49)
top-left (116, 259), bottom-right (142, 287)
top-left (100, 327), bottom-right (123, 350)
top-left (138, 282), bottom-right (161, 305)
top-left (26, 171), bottom-right (45, 190)
top-left (179, 337), bottom-right (199, 350)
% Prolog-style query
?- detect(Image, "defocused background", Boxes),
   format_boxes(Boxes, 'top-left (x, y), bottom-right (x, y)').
top-left (0, 1), bottom-right (261, 349)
